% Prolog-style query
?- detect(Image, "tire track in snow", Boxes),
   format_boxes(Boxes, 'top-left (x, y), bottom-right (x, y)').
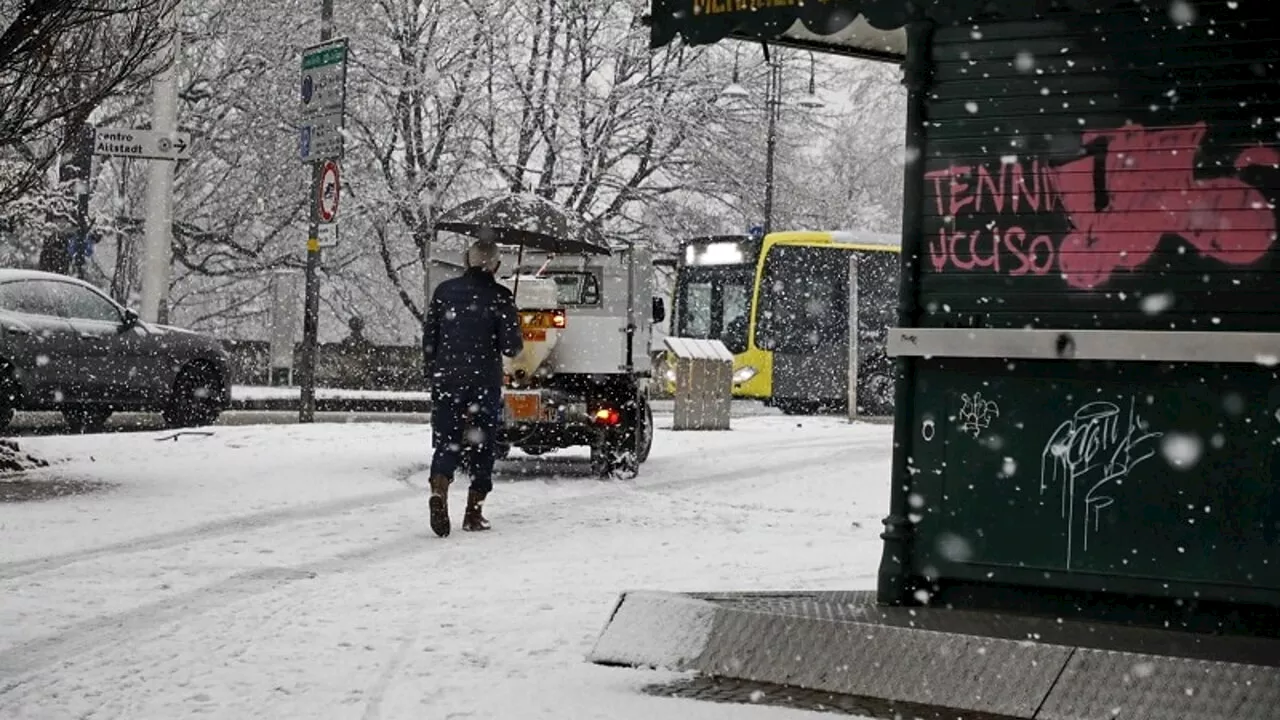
top-left (0, 463), bottom-right (430, 582)
top-left (2, 423), bottom-right (859, 582)
top-left (0, 443), bottom-right (858, 695)
top-left (360, 615), bottom-right (424, 720)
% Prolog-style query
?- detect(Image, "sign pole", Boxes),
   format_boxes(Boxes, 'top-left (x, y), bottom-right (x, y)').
top-left (298, 0), bottom-right (341, 423)
top-left (71, 124), bottom-right (94, 280)
top-left (847, 255), bottom-right (859, 423)
top-left (139, 0), bottom-right (182, 324)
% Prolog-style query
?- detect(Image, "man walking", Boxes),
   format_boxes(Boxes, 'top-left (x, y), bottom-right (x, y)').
top-left (422, 239), bottom-right (523, 536)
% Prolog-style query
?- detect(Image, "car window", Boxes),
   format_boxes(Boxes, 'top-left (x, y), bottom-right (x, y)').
top-left (53, 282), bottom-right (121, 323)
top-left (0, 280), bottom-right (66, 318)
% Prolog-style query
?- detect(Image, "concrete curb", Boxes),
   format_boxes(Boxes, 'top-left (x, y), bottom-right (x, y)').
top-left (588, 590), bottom-right (1280, 719)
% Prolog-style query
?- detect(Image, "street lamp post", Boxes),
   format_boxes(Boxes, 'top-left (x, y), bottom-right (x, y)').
top-left (722, 47), bottom-right (824, 235)
top-left (763, 57), bottom-right (782, 235)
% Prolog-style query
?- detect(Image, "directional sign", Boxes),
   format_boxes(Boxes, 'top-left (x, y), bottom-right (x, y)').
top-left (94, 127), bottom-right (192, 161)
top-left (318, 160), bottom-right (340, 222)
top-left (299, 38), bottom-right (348, 163)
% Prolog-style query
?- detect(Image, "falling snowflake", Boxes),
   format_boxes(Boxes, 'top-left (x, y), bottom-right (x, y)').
top-left (1169, 0), bottom-right (1197, 25)
top-left (1140, 292), bottom-right (1174, 315)
top-left (936, 532), bottom-right (974, 562)
top-left (1162, 432), bottom-right (1203, 470)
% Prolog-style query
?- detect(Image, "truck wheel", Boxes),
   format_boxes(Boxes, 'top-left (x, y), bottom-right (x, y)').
top-left (636, 398), bottom-right (654, 464)
top-left (591, 434), bottom-right (637, 480)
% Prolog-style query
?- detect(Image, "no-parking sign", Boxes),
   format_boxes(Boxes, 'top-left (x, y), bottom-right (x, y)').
top-left (318, 160), bottom-right (340, 222)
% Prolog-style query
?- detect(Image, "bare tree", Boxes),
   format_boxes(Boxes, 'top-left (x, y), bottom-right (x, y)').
top-left (473, 0), bottom-right (768, 239)
top-left (775, 58), bottom-right (907, 232)
top-left (343, 0), bottom-right (490, 325)
top-left (0, 0), bottom-right (180, 271)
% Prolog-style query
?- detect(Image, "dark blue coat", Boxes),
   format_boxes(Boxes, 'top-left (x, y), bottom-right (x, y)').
top-left (422, 268), bottom-right (523, 388)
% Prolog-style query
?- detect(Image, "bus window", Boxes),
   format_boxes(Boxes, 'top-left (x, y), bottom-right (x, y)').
top-left (857, 252), bottom-right (899, 341)
top-left (674, 270), bottom-right (751, 354)
top-left (755, 246), bottom-right (848, 354)
top-left (722, 284), bottom-right (750, 353)
top-left (681, 282), bottom-right (713, 337)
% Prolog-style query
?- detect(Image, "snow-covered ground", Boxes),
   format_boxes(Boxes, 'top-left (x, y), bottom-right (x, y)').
top-left (0, 414), bottom-right (892, 719)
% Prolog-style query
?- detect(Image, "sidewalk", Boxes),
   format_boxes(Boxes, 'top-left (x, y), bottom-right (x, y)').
top-left (229, 385), bottom-right (432, 413)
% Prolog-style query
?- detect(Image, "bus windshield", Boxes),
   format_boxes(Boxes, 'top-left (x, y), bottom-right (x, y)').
top-left (674, 266), bottom-right (753, 355)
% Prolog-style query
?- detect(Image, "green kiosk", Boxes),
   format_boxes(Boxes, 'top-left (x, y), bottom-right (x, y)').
top-left (591, 1), bottom-right (1280, 718)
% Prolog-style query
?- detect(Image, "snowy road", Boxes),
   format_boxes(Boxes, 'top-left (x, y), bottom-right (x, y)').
top-left (0, 415), bottom-right (892, 719)
top-left (5, 398), bottom-right (789, 436)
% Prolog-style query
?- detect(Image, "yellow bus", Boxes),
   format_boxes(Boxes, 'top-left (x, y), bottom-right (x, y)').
top-left (664, 230), bottom-right (901, 415)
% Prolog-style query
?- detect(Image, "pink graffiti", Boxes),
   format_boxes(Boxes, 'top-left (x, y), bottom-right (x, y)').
top-left (1054, 122), bottom-right (1280, 289)
top-left (928, 226), bottom-right (1056, 276)
top-left (925, 160), bottom-right (1063, 276)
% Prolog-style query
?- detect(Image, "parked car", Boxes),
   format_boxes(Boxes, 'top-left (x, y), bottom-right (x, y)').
top-left (0, 269), bottom-right (231, 433)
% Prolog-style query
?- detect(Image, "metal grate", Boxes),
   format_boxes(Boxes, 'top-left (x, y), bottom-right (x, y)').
top-left (644, 676), bottom-right (1025, 720)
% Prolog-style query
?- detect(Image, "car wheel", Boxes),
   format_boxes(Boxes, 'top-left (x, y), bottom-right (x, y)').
top-left (63, 407), bottom-right (111, 434)
top-left (0, 373), bottom-right (17, 431)
top-left (164, 364), bottom-right (224, 428)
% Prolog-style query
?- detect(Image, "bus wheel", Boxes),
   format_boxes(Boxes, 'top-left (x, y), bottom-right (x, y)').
top-left (864, 373), bottom-right (895, 415)
top-left (776, 399), bottom-right (818, 416)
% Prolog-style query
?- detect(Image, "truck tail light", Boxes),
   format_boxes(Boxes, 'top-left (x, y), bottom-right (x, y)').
top-left (593, 407), bottom-right (621, 426)
top-left (552, 310), bottom-right (566, 328)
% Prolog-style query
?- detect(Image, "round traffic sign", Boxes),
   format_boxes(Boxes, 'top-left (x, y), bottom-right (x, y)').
top-left (318, 160), bottom-right (340, 222)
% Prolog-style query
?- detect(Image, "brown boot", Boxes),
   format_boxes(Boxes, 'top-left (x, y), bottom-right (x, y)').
top-left (428, 474), bottom-right (452, 537)
top-left (462, 490), bottom-right (491, 532)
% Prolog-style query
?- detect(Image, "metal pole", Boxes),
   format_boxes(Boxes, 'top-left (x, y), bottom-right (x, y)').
top-left (298, 0), bottom-right (335, 423)
top-left (71, 124), bottom-right (94, 280)
top-left (877, 19), bottom-right (934, 607)
top-left (139, 0), bottom-right (181, 323)
top-left (846, 255), bottom-right (859, 423)
top-left (762, 58), bottom-right (780, 235)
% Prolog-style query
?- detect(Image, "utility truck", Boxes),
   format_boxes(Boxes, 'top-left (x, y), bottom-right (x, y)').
top-left (430, 238), bottom-right (664, 479)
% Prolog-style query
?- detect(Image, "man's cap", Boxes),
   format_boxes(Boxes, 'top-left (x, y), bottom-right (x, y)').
top-left (466, 240), bottom-right (501, 272)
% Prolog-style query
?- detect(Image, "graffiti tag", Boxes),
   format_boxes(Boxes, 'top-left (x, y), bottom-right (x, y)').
top-left (925, 122), bottom-right (1280, 289)
top-left (1039, 398), bottom-right (1162, 570)
top-left (959, 392), bottom-right (1000, 438)
top-left (925, 159), bottom-right (1062, 277)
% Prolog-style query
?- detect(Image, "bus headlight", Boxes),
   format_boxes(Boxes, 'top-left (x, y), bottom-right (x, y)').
top-left (733, 366), bottom-right (757, 384)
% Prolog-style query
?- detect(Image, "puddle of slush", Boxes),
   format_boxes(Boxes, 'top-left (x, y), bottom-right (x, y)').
top-left (0, 478), bottom-right (112, 503)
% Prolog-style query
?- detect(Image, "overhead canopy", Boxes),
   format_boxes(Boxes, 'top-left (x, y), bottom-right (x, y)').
top-left (435, 193), bottom-right (612, 256)
top-left (646, 0), bottom-right (1175, 59)
top-left (647, 0), bottom-right (909, 60)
